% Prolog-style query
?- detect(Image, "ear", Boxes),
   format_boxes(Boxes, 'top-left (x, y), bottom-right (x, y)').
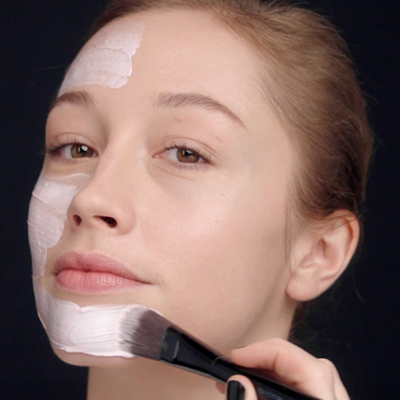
top-left (286, 211), bottom-right (360, 302)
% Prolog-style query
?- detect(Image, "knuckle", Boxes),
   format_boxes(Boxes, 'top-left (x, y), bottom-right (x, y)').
top-left (316, 358), bottom-right (337, 382)
top-left (318, 358), bottom-right (336, 370)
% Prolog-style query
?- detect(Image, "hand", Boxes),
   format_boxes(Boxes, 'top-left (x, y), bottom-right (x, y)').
top-left (220, 338), bottom-right (349, 400)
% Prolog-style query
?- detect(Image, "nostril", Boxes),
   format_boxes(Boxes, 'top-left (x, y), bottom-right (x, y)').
top-left (73, 215), bottom-right (82, 226)
top-left (100, 216), bottom-right (117, 228)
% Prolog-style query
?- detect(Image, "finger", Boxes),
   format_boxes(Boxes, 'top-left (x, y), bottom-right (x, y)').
top-left (319, 359), bottom-right (349, 400)
top-left (231, 339), bottom-right (347, 400)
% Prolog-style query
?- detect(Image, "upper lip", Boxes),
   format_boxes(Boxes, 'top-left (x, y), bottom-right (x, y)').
top-left (54, 251), bottom-right (148, 283)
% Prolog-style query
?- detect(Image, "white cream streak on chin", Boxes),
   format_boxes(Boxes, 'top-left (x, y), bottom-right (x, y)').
top-left (58, 23), bottom-right (144, 95)
top-left (28, 173), bottom-right (90, 277)
top-left (33, 280), bottom-right (147, 358)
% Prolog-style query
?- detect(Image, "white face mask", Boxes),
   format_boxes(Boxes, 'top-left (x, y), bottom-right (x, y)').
top-left (29, 23), bottom-right (147, 358)
top-left (28, 174), bottom-right (89, 277)
top-left (28, 173), bottom-right (149, 357)
top-left (58, 24), bottom-right (144, 95)
top-left (32, 280), bottom-right (152, 358)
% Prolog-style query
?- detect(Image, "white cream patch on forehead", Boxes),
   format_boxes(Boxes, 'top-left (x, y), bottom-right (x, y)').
top-left (58, 24), bottom-right (144, 95)
top-left (33, 280), bottom-right (152, 357)
top-left (28, 173), bottom-right (90, 277)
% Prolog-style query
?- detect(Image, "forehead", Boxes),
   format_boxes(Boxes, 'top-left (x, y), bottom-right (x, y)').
top-left (77, 10), bottom-right (266, 117)
top-left (54, 8), bottom-right (289, 153)
top-left (94, 9), bottom-right (261, 75)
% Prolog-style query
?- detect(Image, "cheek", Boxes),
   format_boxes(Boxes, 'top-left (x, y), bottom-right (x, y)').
top-left (146, 179), bottom-right (288, 350)
top-left (28, 174), bottom-right (90, 347)
top-left (151, 172), bottom-right (287, 284)
top-left (28, 174), bottom-right (89, 277)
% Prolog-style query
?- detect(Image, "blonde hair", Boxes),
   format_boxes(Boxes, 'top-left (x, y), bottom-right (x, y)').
top-left (91, 0), bottom-right (373, 226)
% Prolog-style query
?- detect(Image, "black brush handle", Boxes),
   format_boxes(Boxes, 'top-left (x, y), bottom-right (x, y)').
top-left (160, 327), bottom-right (321, 400)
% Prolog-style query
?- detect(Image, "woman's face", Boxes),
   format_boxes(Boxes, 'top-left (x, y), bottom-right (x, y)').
top-left (33, 9), bottom-right (297, 361)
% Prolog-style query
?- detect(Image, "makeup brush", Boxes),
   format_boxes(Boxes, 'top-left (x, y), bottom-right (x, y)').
top-left (119, 307), bottom-right (320, 400)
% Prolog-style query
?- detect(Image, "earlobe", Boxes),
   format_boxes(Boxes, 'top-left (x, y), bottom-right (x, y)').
top-left (286, 212), bottom-right (360, 302)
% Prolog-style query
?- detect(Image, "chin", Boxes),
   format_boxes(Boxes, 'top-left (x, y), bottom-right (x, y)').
top-left (52, 347), bottom-right (137, 368)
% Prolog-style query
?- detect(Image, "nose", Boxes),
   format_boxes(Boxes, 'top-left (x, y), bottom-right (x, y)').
top-left (67, 162), bottom-right (136, 235)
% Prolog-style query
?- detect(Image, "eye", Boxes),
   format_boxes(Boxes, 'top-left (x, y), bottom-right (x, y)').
top-left (168, 148), bottom-right (202, 164)
top-left (49, 143), bottom-right (96, 159)
top-left (64, 144), bottom-right (95, 159)
top-left (161, 142), bottom-right (209, 166)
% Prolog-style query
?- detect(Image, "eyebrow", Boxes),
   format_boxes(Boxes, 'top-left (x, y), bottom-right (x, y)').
top-left (154, 92), bottom-right (245, 128)
top-left (49, 90), bottom-right (245, 129)
top-left (49, 90), bottom-right (95, 112)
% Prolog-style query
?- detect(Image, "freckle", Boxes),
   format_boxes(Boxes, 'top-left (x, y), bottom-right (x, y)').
top-left (173, 117), bottom-right (183, 124)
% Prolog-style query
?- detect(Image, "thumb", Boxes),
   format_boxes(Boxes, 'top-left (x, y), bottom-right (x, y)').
top-left (227, 376), bottom-right (257, 400)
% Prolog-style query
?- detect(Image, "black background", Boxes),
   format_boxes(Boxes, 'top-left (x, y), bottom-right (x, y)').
top-left (1, 1), bottom-right (399, 399)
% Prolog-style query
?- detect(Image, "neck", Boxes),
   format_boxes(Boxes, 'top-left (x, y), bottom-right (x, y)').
top-left (87, 358), bottom-right (224, 400)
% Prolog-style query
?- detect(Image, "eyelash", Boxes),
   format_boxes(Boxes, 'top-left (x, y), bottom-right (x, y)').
top-left (161, 141), bottom-right (211, 169)
top-left (46, 136), bottom-right (95, 158)
top-left (46, 137), bottom-right (211, 169)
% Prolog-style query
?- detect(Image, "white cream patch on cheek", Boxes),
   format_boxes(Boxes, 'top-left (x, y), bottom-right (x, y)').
top-left (33, 280), bottom-right (142, 357)
top-left (58, 24), bottom-right (144, 95)
top-left (28, 173), bottom-right (152, 357)
top-left (28, 173), bottom-right (90, 277)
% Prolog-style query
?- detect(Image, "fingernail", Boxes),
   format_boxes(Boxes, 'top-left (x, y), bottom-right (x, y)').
top-left (227, 381), bottom-right (245, 400)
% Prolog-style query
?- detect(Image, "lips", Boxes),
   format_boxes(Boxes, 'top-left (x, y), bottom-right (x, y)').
top-left (54, 252), bottom-right (148, 293)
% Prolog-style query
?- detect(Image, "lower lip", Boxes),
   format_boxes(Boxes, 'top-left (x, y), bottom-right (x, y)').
top-left (56, 269), bottom-right (143, 293)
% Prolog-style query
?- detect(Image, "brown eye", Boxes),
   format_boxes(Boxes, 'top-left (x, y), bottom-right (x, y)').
top-left (160, 144), bottom-right (208, 167)
top-left (59, 144), bottom-right (95, 159)
top-left (70, 144), bottom-right (94, 158)
top-left (176, 148), bottom-right (201, 163)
